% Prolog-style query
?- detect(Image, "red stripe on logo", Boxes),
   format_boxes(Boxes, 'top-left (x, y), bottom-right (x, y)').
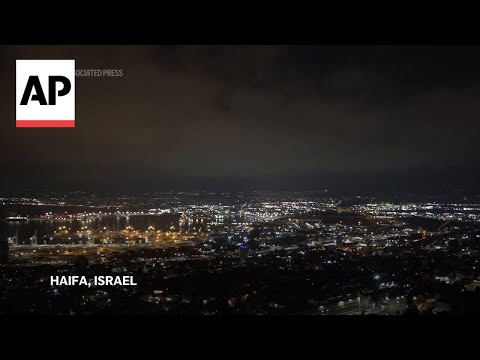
top-left (16, 120), bottom-right (75, 128)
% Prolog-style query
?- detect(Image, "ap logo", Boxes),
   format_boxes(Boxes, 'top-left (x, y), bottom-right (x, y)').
top-left (16, 60), bottom-right (75, 128)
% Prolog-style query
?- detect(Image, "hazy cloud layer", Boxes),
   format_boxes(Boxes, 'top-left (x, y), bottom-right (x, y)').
top-left (1, 45), bottom-right (480, 193)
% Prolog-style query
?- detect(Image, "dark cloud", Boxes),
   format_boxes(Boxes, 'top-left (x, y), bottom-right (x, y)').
top-left (1, 45), bottom-right (480, 194)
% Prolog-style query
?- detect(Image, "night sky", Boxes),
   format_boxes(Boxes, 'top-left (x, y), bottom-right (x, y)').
top-left (1, 45), bottom-right (480, 195)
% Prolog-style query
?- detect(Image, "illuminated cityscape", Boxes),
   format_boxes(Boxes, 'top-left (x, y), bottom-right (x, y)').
top-left (1, 190), bottom-right (480, 314)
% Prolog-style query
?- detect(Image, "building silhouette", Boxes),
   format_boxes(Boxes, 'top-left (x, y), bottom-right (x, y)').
top-left (0, 237), bottom-right (9, 265)
top-left (30, 229), bottom-right (38, 246)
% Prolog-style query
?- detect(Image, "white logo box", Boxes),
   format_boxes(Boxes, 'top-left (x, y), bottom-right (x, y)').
top-left (16, 60), bottom-right (75, 128)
